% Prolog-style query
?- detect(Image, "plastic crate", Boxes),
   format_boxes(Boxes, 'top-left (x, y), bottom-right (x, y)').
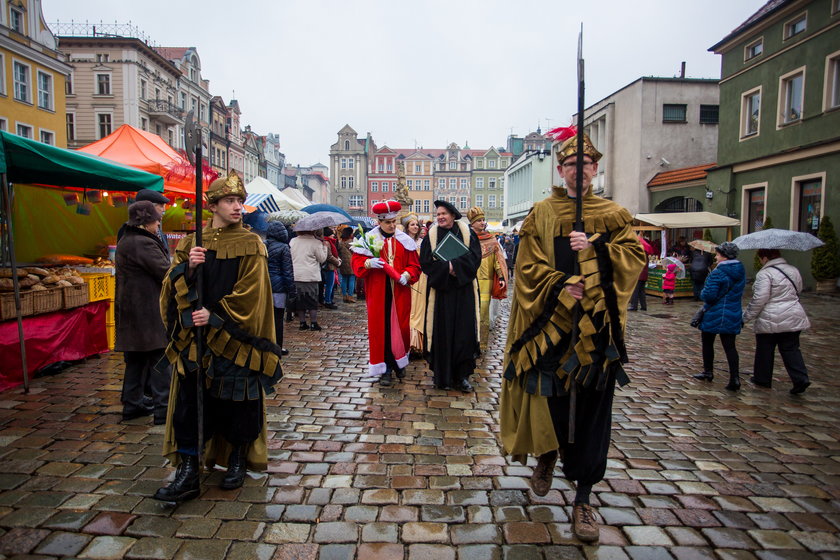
top-left (62, 284), bottom-right (90, 309)
top-left (0, 291), bottom-right (34, 321)
top-left (30, 288), bottom-right (63, 315)
top-left (106, 299), bottom-right (115, 323)
top-left (80, 273), bottom-right (115, 302)
top-left (106, 320), bottom-right (115, 350)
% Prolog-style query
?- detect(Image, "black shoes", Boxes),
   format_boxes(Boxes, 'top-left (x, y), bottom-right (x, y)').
top-left (122, 406), bottom-right (153, 422)
top-left (455, 378), bottom-right (474, 393)
top-left (749, 376), bottom-right (771, 388)
top-left (310, 322), bottom-right (322, 331)
top-left (693, 372), bottom-right (714, 381)
top-left (323, 303), bottom-right (338, 310)
top-left (725, 376), bottom-right (741, 391)
top-left (281, 348), bottom-right (289, 356)
top-left (299, 321), bottom-right (309, 330)
top-left (379, 372), bottom-right (393, 387)
top-left (790, 381), bottom-right (811, 395)
top-left (153, 454), bottom-right (200, 503)
top-left (395, 368), bottom-right (406, 379)
top-left (220, 445), bottom-right (248, 490)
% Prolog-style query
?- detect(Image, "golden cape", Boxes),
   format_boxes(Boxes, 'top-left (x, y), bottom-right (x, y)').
top-left (499, 188), bottom-right (645, 461)
top-left (159, 222), bottom-right (277, 471)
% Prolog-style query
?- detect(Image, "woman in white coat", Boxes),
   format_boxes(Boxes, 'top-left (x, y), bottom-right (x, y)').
top-left (742, 249), bottom-right (811, 394)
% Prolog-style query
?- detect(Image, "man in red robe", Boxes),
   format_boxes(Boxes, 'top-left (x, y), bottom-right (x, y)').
top-left (351, 200), bottom-right (422, 386)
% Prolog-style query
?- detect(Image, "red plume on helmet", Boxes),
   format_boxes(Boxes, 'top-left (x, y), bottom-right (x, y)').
top-left (544, 125), bottom-right (577, 142)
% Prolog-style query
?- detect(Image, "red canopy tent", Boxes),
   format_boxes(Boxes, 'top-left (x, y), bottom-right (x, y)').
top-left (77, 124), bottom-right (217, 197)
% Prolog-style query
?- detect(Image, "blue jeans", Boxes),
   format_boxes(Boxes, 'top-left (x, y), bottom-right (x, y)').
top-left (322, 269), bottom-right (336, 304)
top-left (340, 273), bottom-right (356, 298)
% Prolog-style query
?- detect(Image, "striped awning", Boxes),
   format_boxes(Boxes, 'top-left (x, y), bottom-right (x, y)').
top-left (244, 192), bottom-right (282, 213)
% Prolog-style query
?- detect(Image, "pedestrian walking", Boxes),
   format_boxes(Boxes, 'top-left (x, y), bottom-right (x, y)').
top-left (115, 201), bottom-right (172, 425)
top-left (628, 235), bottom-right (654, 311)
top-left (321, 227), bottom-right (340, 309)
top-left (689, 248), bottom-right (713, 301)
top-left (265, 220), bottom-right (295, 356)
top-left (337, 226), bottom-right (356, 303)
top-left (290, 228), bottom-right (328, 331)
top-left (467, 206), bottom-right (508, 352)
top-left (499, 130), bottom-right (645, 543)
top-left (351, 201), bottom-right (421, 387)
top-left (154, 171), bottom-right (283, 503)
top-left (742, 249), bottom-right (811, 394)
top-left (693, 241), bottom-right (746, 391)
top-left (419, 200), bottom-right (481, 392)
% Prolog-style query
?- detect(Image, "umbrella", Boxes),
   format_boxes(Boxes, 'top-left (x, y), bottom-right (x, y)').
top-left (267, 209), bottom-right (307, 226)
top-left (732, 228), bottom-right (825, 251)
top-left (689, 239), bottom-right (718, 253)
top-left (301, 203), bottom-right (354, 222)
top-left (661, 256), bottom-right (686, 279)
top-left (293, 211), bottom-right (351, 232)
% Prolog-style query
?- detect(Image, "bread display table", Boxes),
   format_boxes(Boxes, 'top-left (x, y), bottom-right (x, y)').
top-left (0, 300), bottom-right (109, 392)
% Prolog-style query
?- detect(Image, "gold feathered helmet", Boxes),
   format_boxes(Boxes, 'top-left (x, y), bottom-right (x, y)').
top-left (466, 206), bottom-right (485, 224)
top-left (547, 126), bottom-right (602, 164)
top-left (206, 170), bottom-right (247, 204)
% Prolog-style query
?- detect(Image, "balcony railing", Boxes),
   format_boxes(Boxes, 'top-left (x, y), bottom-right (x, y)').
top-left (147, 99), bottom-right (183, 125)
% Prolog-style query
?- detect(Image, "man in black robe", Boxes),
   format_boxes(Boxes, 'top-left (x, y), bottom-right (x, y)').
top-left (419, 200), bottom-right (482, 392)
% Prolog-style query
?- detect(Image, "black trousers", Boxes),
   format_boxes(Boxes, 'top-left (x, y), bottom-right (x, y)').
top-left (273, 307), bottom-right (285, 349)
top-left (629, 279), bottom-right (647, 310)
top-left (547, 372), bottom-right (616, 487)
top-left (173, 367), bottom-right (262, 451)
top-left (701, 331), bottom-right (739, 376)
top-left (691, 270), bottom-right (708, 300)
top-left (752, 331), bottom-right (809, 387)
top-left (122, 349), bottom-right (170, 417)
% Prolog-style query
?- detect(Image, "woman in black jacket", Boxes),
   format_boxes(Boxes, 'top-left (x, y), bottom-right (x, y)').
top-left (265, 220), bottom-right (295, 354)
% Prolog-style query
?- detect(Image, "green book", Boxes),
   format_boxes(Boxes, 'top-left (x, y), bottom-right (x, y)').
top-left (433, 232), bottom-right (471, 261)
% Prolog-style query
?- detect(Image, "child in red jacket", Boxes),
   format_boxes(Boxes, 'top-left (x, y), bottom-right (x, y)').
top-left (662, 263), bottom-right (677, 305)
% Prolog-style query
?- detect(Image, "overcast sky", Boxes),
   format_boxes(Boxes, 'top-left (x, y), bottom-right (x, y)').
top-left (44, 0), bottom-right (763, 168)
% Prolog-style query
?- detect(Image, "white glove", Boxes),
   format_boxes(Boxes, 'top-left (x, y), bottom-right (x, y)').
top-left (399, 273), bottom-right (409, 286)
top-left (368, 258), bottom-right (384, 269)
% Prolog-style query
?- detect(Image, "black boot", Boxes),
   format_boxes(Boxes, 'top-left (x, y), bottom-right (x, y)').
top-left (395, 367), bottom-right (406, 379)
top-left (693, 372), bottom-right (714, 381)
top-left (220, 445), bottom-right (248, 490)
top-left (725, 374), bottom-right (741, 391)
top-left (379, 372), bottom-right (393, 387)
top-left (153, 454), bottom-right (200, 502)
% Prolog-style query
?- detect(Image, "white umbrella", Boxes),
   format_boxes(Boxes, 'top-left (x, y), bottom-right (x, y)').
top-left (732, 228), bottom-right (824, 251)
top-left (292, 211), bottom-right (350, 232)
top-left (661, 256), bottom-right (686, 279)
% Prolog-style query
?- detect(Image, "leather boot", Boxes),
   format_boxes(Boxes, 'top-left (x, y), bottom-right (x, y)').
top-left (725, 374), bottom-right (741, 391)
top-left (693, 372), bottom-right (714, 381)
top-left (153, 454), bottom-right (200, 502)
top-left (530, 450), bottom-right (557, 496)
top-left (220, 445), bottom-right (248, 490)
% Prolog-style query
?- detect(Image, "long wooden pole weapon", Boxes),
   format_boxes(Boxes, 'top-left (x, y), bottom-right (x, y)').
top-left (569, 24), bottom-right (585, 445)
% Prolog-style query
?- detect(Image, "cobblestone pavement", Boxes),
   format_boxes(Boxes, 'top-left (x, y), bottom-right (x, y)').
top-left (1, 292), bottom-right (839, 559)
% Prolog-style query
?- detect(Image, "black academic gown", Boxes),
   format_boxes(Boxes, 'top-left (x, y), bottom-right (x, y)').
top-left (419, 224), bottom-right (482, 388)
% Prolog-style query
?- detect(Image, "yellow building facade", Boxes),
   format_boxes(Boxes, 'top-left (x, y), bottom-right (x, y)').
top-left (0, 0), bottom-right (70, 146)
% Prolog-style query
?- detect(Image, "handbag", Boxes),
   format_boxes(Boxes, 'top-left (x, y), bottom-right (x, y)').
top-left (690, 306), bottom-right (706, 328)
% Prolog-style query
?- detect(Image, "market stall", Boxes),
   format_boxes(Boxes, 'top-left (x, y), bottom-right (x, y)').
top-left (0, 130), bottom-right (164, 392)
top-left (633, 211), bottom-right (740, 299)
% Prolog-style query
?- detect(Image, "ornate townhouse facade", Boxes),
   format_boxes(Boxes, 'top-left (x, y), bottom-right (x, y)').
top-left (329, 124), bottom-right (372, 215)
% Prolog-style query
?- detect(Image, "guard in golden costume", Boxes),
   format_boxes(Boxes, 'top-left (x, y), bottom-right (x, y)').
top-left (500, 131), bottom-right (645, 541)
top-left (154, 171), bottom-right (282, 503)
top-left (467, 206), bottom-right (509, 351)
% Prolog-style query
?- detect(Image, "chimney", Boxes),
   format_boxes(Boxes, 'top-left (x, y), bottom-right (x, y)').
top-left (680, 61), bottom-right (686, 78)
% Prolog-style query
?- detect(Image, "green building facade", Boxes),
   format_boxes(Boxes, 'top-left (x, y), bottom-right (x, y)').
top-left (707, 0), bottom-right (840, 286)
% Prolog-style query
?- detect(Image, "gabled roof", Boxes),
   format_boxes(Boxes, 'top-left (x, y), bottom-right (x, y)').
top-left (709, 0), bottom-right (789, 52)
top-left (155, 47), bottom-right (189, 61)
top-left (338, 124), bottom-right (357, 135)
top-left (647, 163), bottom-right (715, 187)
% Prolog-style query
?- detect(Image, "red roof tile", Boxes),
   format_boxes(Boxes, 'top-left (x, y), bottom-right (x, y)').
top-left (647, 163), bottom-right (716, 187)
top-left (155, 47), bottom-right (189, 61)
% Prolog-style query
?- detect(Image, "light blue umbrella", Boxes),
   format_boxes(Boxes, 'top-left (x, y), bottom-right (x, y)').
top-left (732, 228), bottom-right (824, 251)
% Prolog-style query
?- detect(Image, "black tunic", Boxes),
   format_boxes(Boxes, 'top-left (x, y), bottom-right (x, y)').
top-left (419, 224), bottom-right (482, 388)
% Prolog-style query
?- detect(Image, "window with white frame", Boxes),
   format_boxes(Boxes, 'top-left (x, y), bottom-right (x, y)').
top-left (39, 130), bottom-right (54, 145)
top-left (489, 159), bottom-right (497, 169)
top-left (96, 73), bottom-right (111, 95)
top-left (16, 123), bottom-right (32, 138)
top-left (13, 61), bottom-right (29, 102)
top-left (740, 87), bottom-right (761, 138)
top-left (140, 79), bottom-right (146, 99)
top-left (438, 179), bottom-right (445, 189)
top-left (476, 194), bottom-right (483, 206)
top-left (386, 162), bottom-right (392, 172)
top-left (460, 196), bottom-right (467, 209)
top-left (415, 200), bottom-right (422, 213)
top-left (9, 6), bottom-right (23, 33)
top-left (423, 200), bottom-right (430, 213)
top-left (349, 195), bottom-right (363, 208)
top-left (348, 176), bottom-right (355, 188)
top-left (371, 181), bottom-right (379, 192)
top-left (449, 196), bottom-right (456, 204)
top-left (0, 54), bottom-right (4, 95)
top-left (340, 176), bottom-right (347, 188)
top-left (489, 195), bottom-right (497, 208)
top-left (784, 13), bottom-right (807, 40)
top-left (97, 113), bottom-right (112, 138)
top-left (500, 195), bottom-right (504, 207)
top-left (742, 184), bottom-right (767, 233)
top-left (407, 180), bottom-right (413, 190)
top-left (415, 164), bottom-right (421, 173)
top-left (744, 38), bottom-right (763, 61)
top-left (460, 178), bottom-right (468, 189)
top-left (0, 119), bottom-right (6, 132)
top-left (37, 71), bottom-right (53, 110)
top-left (424, 180), bottom-right (430, 191)
top-left (449, 178), bottom-right (456, 188)
top-left (381, 182), bottom-right (388, 192)
top-left (779, 68), bottom-right (805, 125)
top-left (489, 178), bottom-right (496, 189)
top-left (349, 158), bottom-right (355, 169)
top-left (476, 159), bottom-right (484, 169)
top-left (825, 51), bottom-right (840, 111)
top-left (449, 161), bottom-right (456, 170)
top-left (378, 162), bottom-right (384, 172)
top-left (65, 113), bottom-right (75, 141)
top-left (793, 175), bottom-right (823, 235)
top-left (341, 158), bottom-right (347, 169)
top-left (476, 177), bottom-right (484, 189)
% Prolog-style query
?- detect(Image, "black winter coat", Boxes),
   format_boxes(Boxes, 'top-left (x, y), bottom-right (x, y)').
top-left (114, 225), bottom-right (171, 352)
top-left (265, 221), bottom-right (295, 295)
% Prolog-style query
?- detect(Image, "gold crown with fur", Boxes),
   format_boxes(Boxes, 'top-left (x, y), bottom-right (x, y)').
top-left (206, 170), bottom-right (247, 204)
top-left (466, 206), bottom-right (485, 224)
top-left (554, 133), bottom-right (602, 163)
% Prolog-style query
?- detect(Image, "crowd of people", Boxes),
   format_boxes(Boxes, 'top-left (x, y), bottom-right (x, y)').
top-left (108, 132), bottom-right (814, 543)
